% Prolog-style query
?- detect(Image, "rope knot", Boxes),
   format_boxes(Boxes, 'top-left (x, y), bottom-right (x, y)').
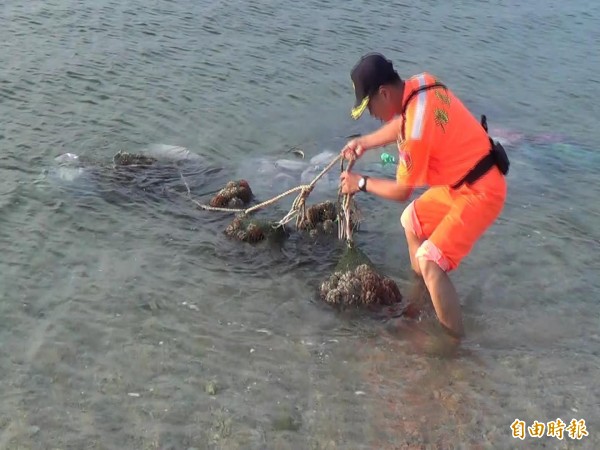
top-left (301, 184), bottom-right (313, 197)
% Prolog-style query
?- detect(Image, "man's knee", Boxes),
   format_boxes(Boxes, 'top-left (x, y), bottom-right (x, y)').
top-left (400, 201), bottom-right (424, 240)
top-left (416, 240), bottom-right (453, 274)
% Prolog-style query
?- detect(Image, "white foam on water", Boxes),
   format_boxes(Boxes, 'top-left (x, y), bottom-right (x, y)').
top-left (42, 153), bottom-right (87, 184)
top-left (54, 152), bottom-right (80, 164)
top-left (53, 166), bottom-right (86, 182)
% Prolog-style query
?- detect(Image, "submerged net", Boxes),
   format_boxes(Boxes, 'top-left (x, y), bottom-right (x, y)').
top-left (221, 199), bottom-right (343, 243)
top-left (297, 201), bottom-right (338, 237)
top-left (106, 149), bottom-right (407, 310)
top-left (224, 215), bottom-right (288, 244)
top-left (199, 171), bottom-right (404, 309)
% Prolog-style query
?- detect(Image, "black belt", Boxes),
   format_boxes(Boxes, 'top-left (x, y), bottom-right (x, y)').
top-left (451, 115), bottom-right (510, 189)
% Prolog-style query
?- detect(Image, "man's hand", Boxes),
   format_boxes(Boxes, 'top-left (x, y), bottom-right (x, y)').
top-left (339, 171), bottom-right (362, 195)
top-left (341, 138), bottom-right (367, 162)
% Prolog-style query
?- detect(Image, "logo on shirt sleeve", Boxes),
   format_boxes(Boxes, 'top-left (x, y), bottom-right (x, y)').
top-left (397, 150), bottom-right (412, 178)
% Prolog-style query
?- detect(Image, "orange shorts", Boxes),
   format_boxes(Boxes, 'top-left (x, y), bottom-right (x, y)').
top-left (400, 168), bottom-right (507, 271)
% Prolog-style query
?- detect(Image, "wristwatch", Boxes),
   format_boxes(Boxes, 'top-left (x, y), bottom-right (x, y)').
top-left (358, 175), bottom-right (369, 192)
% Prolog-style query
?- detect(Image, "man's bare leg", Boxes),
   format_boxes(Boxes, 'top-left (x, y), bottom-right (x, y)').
top-left (405, 228), bottom-right (423, 276)
top-left (402, 229), bottom-right (435, 319)
top-left (418, 258), bottom-right (465, 339)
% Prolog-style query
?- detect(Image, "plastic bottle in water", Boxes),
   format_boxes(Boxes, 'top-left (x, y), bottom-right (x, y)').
top-left (380, 152), bottom-right (396, 166)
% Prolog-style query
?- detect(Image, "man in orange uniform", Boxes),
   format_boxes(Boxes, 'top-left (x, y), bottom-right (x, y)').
top-left (340, 53), bottom-right (509, 340)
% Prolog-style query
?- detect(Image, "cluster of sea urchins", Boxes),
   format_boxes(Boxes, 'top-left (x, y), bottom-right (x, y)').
top-left (297, 201), bottom-right (337, 237)
top-left (224, 215), bottom-right (274, 243)
top-left (113, 151), bottom-right (158, 167)
top-left (319, 264), bottom-right (403, 309)
top-left (210, 180), bottom-right (253, 208)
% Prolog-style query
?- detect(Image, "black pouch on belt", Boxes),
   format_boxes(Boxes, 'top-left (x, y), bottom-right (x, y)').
top-left (481, 113), bottom-right (510, 175)
top-left (490, 138), bottom-right (510, 175)
top-left (451, 115), bottom-right (510, 189)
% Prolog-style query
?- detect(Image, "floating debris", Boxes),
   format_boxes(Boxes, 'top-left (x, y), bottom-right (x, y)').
top-left (291, 148), bottom-right (305, 159)
top-left (205, 380), bottom-right (218, 396)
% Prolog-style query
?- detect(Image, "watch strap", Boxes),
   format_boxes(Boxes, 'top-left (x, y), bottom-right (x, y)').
top-left (359, 175), bottom-right (369, 192)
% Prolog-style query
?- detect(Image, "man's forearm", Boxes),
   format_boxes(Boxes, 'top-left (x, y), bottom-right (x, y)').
top-left (361, 118), bottom-right (401, 150)
top-left (364, 177), bottom-right (413, 202)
